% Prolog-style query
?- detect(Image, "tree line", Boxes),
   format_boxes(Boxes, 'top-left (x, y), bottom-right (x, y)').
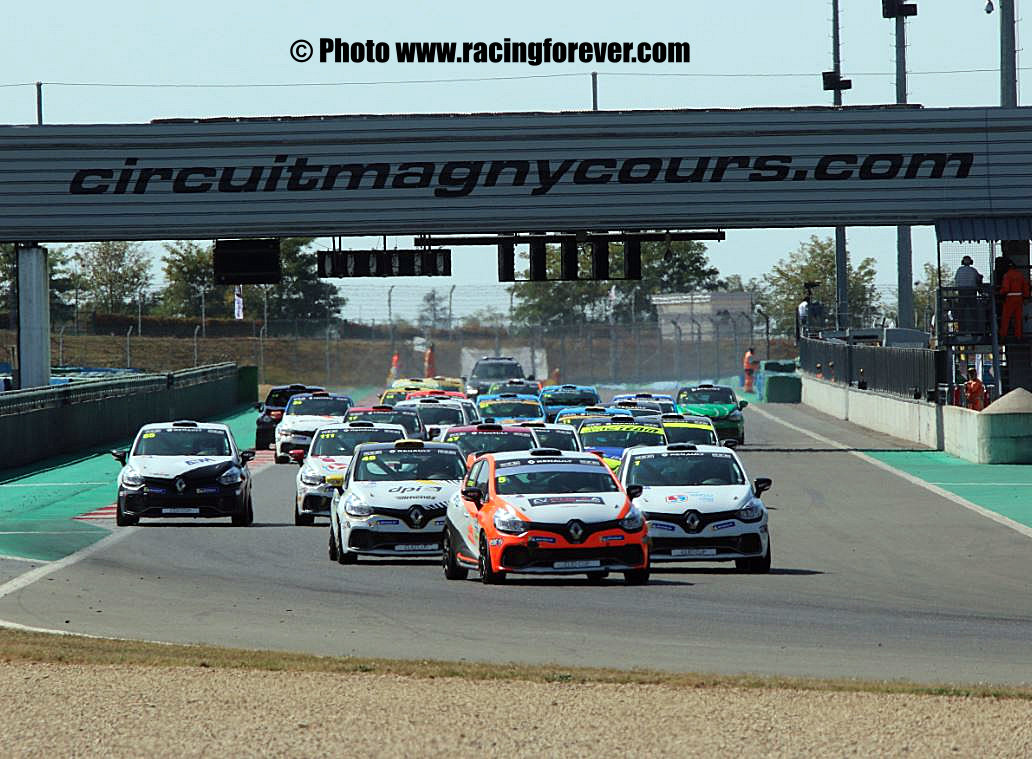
top-left (0, 238), bottom-right (343, 325)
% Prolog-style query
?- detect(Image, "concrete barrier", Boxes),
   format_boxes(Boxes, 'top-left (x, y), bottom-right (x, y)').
top-left (0, 363), bottom-right (255, 471)
top-left (800, 373), bottom-right (1032, 462)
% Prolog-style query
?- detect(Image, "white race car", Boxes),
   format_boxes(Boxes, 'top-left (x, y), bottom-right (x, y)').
top-left (327, 440), bottom-right (466, 563)
top-left (274, 392), bottom-right (354, 463)
top-left (517, 421), bottom-right (582, 451)
top-left (291, 421), bottom-right (407, 525)
top-left (393, 398), bottom-right (468, 440)
top-left (617, 443), bottom-right (773, 572)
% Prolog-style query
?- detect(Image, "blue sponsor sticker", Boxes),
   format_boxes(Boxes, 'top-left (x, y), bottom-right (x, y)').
top-left (530, 536), bottom-right (556, 544)
top-left (146, 486), bottom-right (166, 494)
top-left (489, 538), bottom-right (503, 546)
top-left (712, 520), bottom-right (735, 531)
top-left (196, 486), bottom-right (219, 494)
top-left (602, 535), bottom-right (625, 542)
top-left (649, 522), bottom-right (676, 531)
top-left (376, 519), bottom-right (400, 526)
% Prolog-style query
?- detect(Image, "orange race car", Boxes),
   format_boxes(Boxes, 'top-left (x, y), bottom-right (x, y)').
top-left (442, 448), bottom-right (650, 585)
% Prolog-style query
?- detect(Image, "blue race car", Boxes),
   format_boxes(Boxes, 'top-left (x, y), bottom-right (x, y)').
top-left (538, 384), bottom-right (602, 421)
top-left (553, 405), bottom-right (625, 427)
top-left (476, 393), bottom-right (547, 424)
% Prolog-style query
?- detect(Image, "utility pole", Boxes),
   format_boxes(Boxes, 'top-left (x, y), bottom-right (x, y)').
top-left (35, 82), bottom-right (42, 125)
top-left (883, 0), bottom-right (918, 328)
top-left (137, 291), bottom-right (143, 336)
top-left (1000, 0), bottom-right (1018, 107)
top-left (591, 71), bottom-right (598, 110)
top-left (199, 286), bottom-right (206, 337)
top-left (447, 284), bottom-right (456, 337)
top-left (387, 285), bottom-right (396, 357)
top-left (825, 0), bottom-right (852, 330)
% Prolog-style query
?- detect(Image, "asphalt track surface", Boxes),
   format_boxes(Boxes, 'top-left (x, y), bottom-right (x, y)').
top-left (1, 404), bottom-right (1030, 686)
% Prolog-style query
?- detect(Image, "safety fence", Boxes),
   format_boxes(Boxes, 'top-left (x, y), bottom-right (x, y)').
top-left (799, 338), bottom-right (948, 400)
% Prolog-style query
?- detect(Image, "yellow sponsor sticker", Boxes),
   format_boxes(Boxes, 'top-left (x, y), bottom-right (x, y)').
top-left (496, 476), bottom-right (508, 483)
top-left (142, 432), bottom-right (156, 438)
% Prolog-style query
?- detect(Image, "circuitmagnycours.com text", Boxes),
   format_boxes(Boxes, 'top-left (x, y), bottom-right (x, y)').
top-left (303, 38), bottom-right (690, 65)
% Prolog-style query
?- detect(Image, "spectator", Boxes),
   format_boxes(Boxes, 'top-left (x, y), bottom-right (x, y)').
top-left (953, 255), bottom-right (982, 335)
top-left (964, 367), bottom-right (986, 411)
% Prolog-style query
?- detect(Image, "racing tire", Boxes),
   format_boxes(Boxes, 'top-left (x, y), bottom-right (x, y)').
top-left (442, 530), bottom-right (468, 581)
top-left (623, 568), bottom-right (650, 585)
top-left (336, 522), bottom-right (357, 565)
top-left (294, 503), bottom-right (314, 527)
top-left (255, 431), bottom-right (272, 450)
top-left (736, 541), bottom-right (771, 574)
top-left (586, 571), bottom-right (608, 584)
top-left (478, 534), bottom-right (505, 585)
top-left (275, 454), bottom-right (290, 465)
top-left (231, 497), bottom-right (254, 527)
top-left (115, 502), bottom-right (138, 527)
top-left (328, 525), bottom-right (339, 561)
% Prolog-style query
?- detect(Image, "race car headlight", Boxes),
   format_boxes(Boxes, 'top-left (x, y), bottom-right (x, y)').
top-left (278, 427), bottom-right (295, 437)
top-left (619, 506), bottom-right (645, 532)
top-left (344, 495), bottom-right (373, 517)
top-left (121, 467), bottom-right (144, 488)
top-left (738, 501), bottom-right (763, 521)
top-left (493, 511), bottom-right (529, 535)
top-left (300, 468), bottom-right (324, 486)
top-left (218, 467), bottom-right (243, 486)
top-left (466, 385), bottom-right (479, 395)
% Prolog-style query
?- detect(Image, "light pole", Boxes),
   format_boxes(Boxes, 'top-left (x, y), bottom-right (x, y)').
top-left (670, 319), bottom-right (683, 382)
top-left (387, 285), bottom-right (396, 356)
top-left (825, 0), bottom-right (852, 330)
top-left (688, 316), bottom-right (703, 381)
top-left (447, 284), bottom-right (456, 338)
top-left (193, 325), bottom-right (201, 366)
top-left (125, 325), bottom-right (133, 368)
top-left (755, 306), bottom-right (771, 360)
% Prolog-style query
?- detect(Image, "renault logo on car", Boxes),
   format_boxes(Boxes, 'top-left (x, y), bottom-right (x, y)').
top-left (175, 477), bottom-right (187, 494)
top-left (684, 510), bottom-right (701, 532)
top-left (410, 506), bottom-right (424, 527)
top-left (567, 520), bottom-right (585, 543)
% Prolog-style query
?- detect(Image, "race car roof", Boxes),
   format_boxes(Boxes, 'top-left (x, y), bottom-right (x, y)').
top-left (353, 440), bottom-right (462, 453)
top-left (312, 421), bottom-right (408, 433)
top-left (286, 392), bottom-right (354, 403)
top-left (622, 442), bottom-right (738, 457)
top-left (477, 393), bottom-right (542, 402)
top-left (443, 423), bottom-right (535, 433)
top-left (139, 420), bottom-right (231, 433)
top-left (489, 448), bottom-right (600, 464)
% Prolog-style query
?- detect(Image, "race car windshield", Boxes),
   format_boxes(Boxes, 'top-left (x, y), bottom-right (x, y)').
top-left (478, 401), bottom-right (542, 417)
top-left (579, 426), bottom-right (666, 449)
top-left (663, 425), bottom-right (718, 445)
top-left (626, 452), bottom-right (746, 487)
top-left (379, 390), bottom-right (407, 405)
top-left (617, 400), bottom-right (662, 413)
top-left (286, 398), bottom-right (352, 416)
top-left (415, 406), bottom-right (464, 425)
top-left (134, 429), bottom-right (231, 457)
top-left (532, 429), bottom-right (579, 451)
top-left (348, 411), bottom-right (421, 437)
top-left (494, 463), bottom-right (618, 494)
top-left (266, 389), bottom-right (308, 407)
top-left (354, 451), bottom-right (464, 481)
top-left (444, 432), bottom-right (535, 457)
top-left (678, 388), bottom-right (736, 405)
top-left (473, 363), bottom-right (523, 380)
top-left (655, 400), bottom-right (677, 413)
top-left (309, 429), bottom-right (403, 456)
top-left (541, 390), bottom-right (599, 406)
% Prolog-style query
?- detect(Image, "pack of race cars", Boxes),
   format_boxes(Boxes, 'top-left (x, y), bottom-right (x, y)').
top-left (111, 357), bottom-right (769, 584)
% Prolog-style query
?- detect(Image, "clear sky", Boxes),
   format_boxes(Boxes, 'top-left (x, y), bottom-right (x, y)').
top-left (1, 0), bottom-right (1019, 321)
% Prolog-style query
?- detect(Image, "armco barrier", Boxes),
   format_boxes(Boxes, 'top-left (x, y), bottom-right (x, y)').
top-left (0, 363), bottom-right (251, 470)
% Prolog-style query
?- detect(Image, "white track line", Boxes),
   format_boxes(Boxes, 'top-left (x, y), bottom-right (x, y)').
top-left (749, 405), bottom-right (1032, 541)
top-left (0, 527), bottom-right (135, 601)
top-left (0, 554), bottom-right (51, 564)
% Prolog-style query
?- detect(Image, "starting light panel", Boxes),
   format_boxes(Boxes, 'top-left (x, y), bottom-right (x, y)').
top-left (318, 249), bottom-right (452, 278)
top-left (213, 238), bottom-right (281, 284)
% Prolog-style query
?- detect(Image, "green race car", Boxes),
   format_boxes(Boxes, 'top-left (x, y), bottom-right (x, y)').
top-left (674, 383), bottom-right (748, 445)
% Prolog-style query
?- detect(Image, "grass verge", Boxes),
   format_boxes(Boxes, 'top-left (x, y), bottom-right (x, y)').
top-left (1, 626), bottom-right (1029, 700)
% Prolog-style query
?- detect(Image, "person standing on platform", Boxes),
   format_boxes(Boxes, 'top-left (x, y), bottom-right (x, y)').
top-left (964, 368), bottom-right (986, 411)
top-left (742, 347), bottom-right (759, 393)
top-left (998, 259), bottom-right (1031, 339)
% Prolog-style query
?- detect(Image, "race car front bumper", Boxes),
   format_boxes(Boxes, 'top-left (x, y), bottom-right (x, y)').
top-left (490, 529), bottom-right (649, 574)
top-left (646, 515), bottom-right (767, 561)
top-left (276, 432), bottom-right (314, 456)
top-left (341, 513), bottom-right (448, 555)
top-left (119, 483), bottom-right (246, 519)
top-left (296, 482), bottom-right (334, 517)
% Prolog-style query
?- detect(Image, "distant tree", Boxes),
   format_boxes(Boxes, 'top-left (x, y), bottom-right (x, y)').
top-left (913, 261), bottom-right (946, 332)
top-left (418, 289), bottom-right (445, 332)
top-left (2, 243), bottom-right (86, 323)
top-left (240, 238), bottom-right (345, 322)
top-left (76, 241), bottom-right (152, 314)
top-left (754, 235), bottom-right (880, 334)
top-left (159, 240), bottom-right (231, 318)
top-left (461, 307), bottom-right (506, 330)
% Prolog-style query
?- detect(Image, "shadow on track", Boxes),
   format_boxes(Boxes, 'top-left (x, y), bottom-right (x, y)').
top-left (651, 566), bottom-right (823, 576)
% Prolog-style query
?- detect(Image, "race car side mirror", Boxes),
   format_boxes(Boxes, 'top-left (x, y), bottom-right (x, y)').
top-left (240, 450), bottom-right (256, 463)
top-left (325, 474), bottom-right (345, 492)
top-left (289, 449), bottom-right (305, 464)
top-left (722, 439), bottom-right (738, 449)
top-left (625, 484), bottom-right (644, 500)
top-left (110, 449), bottom-right (128, 465)
top-left (461, 487), bottom-right (484, 506)
top-left (753, 477), bottom-right (772, 495)
top-left (739, 400), bottom-right (749, 409)
top-left (254, 402), bottom-right (264, 411)
top-left (465, 453), bottom-right (477, 471)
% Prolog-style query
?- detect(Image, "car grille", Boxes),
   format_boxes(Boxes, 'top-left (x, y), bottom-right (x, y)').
top-left (500, 544), bottom-right (643, 569)
top-left (525, 518), bottom-right (624, 544)
top-left (644, 508), bottom-right (746, 532)
top-left (347, 528), bottom-right (443, 552)
top-left (650, 534), bottom-right (762, 554)
top-left (370, 504), bottom-right (448, 530)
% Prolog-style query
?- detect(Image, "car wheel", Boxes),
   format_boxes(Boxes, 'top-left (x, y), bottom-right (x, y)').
top-left (736, 540), bottom-right (771, 574)
top-left (328, 524), bottom-right (339, 561)
top-left (478, 534), bottom-right (505, 585)
top-left (115, 501), bottom-right (138, 527)
top-left (586, 571), bottom-right (608, 584)
top-left (442, 530), bottom-right (468, 581)
top-left (337, 523), bottom-right (357, 565)
top-left (275, 454), bottom-right (290, 465)
top-left (294, 502), bottom-right (314, 527)
top-left (623, 568), bottom-right (650, 585)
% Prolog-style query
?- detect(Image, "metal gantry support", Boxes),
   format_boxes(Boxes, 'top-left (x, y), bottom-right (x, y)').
top-left (16, 244), bottom-right (51, 389)
top-left (670, 320), bottom-right (683, 381)
top-left (125, 326), bottom-right (133, 368)
top-left (688, 317), bottom-right (703, 382)
top-left (193, 325), bottom-right (201, 367)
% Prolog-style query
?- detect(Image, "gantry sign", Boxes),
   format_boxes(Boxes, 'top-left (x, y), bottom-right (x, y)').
top-left (1, 105), bottom-right (1030, 242)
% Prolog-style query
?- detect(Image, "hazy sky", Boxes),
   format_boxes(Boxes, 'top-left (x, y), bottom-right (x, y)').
top-left (1, 0), bottom-right (1018, 321)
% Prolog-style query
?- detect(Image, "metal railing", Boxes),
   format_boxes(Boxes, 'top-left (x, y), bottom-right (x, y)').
top-left (799, 338), bottom-right (947, 399)
top-left (0, 362), bottom-right (237, 417)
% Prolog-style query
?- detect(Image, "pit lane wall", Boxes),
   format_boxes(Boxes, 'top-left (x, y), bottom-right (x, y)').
top-left (0, 363), bottom-right (255, 470)
top-left (801, 374), bottom-right (1032, 463)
